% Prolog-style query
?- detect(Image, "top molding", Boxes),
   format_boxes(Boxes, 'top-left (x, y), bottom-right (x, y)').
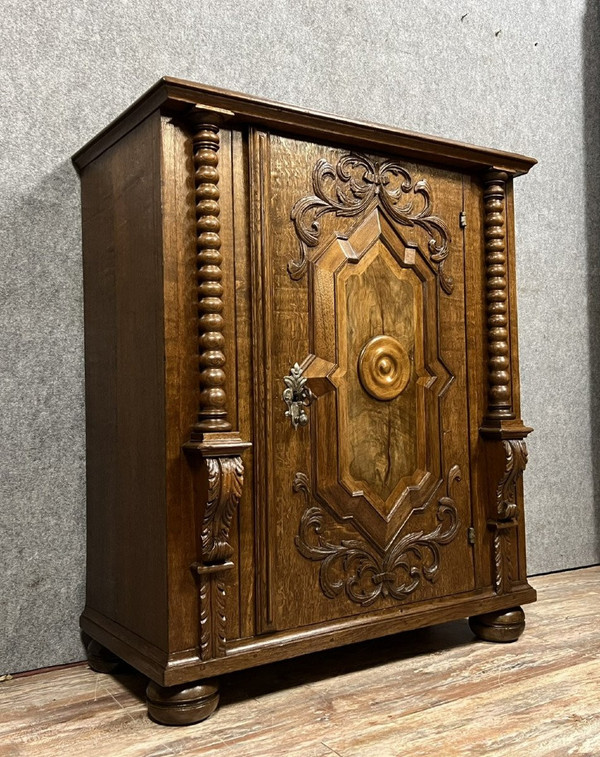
top-left (72, 76), bottom-right (537, 176)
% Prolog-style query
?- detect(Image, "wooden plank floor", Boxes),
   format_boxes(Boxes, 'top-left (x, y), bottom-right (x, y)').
top-left (1, 567), bottom-right (599, 756)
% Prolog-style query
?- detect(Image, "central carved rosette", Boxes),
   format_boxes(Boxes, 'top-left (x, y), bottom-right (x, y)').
top-left (358, 334), bottom-right (411, 401)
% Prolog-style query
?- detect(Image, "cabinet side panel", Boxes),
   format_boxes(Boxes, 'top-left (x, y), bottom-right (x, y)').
top-left (81, 111), bottom-right (168, 652)
top-left (506, 181), bottom-right (529, 582)
top-left (160, 116), bottom-right (200, 654)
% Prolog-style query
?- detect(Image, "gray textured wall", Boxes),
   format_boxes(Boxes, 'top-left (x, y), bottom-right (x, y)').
top-left (1, 0), bottom-right (598, 673)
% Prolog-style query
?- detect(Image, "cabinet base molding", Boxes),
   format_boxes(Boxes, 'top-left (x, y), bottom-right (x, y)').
top-left (81, 584), bottom-right (535, 687)
top-left (469, 606), bottom-right (526, 643)
top-left (146, 680), bottom-right (219, 726)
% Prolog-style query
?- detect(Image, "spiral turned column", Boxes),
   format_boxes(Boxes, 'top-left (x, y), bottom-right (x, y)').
top-left (482, 170), bottom-right (514, 423)
top-left (190, 117), bottom-right (231, 437)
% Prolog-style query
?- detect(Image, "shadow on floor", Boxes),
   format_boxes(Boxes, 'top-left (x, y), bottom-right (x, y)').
top-left (98, 619), bottom-right (475, 709)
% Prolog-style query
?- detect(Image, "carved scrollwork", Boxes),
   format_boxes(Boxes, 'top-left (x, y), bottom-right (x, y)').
top-left (294, 466), bottom-right (461, 606)
top-left (289, 153), bottom-right (452, 292)
top-left (496, 439), bottom-right (528, 521)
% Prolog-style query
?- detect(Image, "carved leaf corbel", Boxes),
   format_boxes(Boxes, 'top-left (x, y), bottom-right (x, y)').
top-left (496, 439), bottom-right (528, 521)
top-left (201, 456), bottom-right (245, 564)
top-left (487, 437), bottom-right (528, 594)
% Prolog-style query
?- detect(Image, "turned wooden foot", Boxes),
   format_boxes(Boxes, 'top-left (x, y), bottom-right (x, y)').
top-left (469, 606), bottom-right (525, 643)
top-left (86, 639), bottom-right (121, 673)
top-left (146, 679), bottom-right (219, 725)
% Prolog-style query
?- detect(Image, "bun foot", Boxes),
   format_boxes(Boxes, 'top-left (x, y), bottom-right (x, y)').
top-left (469, 606), bottom-right (525, 643)
top-left (146, 680), bottom-right (219, 725)
top-left (86, 639), bottom-right (121, 673)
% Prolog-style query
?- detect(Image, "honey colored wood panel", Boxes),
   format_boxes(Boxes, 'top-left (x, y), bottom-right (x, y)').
top-left (81, 110), bottom-right (168, 651)
top-left (343, 246), bottom-right (420, 502)
top-left (2, 568), bottom-right (598, 756)
top-left (253, 133), bottom-right (475, 632)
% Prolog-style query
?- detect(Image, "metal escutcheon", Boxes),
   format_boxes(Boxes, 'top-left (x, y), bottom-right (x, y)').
top-left (283, 363), bottom-right (312, 429)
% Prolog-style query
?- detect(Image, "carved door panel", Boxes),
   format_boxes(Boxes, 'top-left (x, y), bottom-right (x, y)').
top-left (250, 130), bottom-right (475, 633)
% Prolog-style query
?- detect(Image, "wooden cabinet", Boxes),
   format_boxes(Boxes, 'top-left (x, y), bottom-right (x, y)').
top-left (74, 77), bottom-right (536, 725)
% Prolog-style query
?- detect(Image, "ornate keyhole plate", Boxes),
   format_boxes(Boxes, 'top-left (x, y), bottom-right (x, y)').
top-left (358, 335), bottom-right (410, 401)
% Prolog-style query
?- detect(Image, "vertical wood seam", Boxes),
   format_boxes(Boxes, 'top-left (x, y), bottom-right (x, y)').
top-left (250, 129), bottom-right (274, 632)
top-left (460, 176), bottom-right (478, 586)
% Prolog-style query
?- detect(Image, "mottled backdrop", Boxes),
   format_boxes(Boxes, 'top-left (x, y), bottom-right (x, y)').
top-left (1, 0), bottom-right (598, 672)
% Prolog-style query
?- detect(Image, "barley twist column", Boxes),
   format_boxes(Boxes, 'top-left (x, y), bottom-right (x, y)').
top-left (190, 116), bottom-right (231, 437)
top-left (482, 170), bottom-right (514, 423)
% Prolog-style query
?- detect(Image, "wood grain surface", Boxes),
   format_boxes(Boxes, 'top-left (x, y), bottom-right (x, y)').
top-left (2, 567), bottom-right (599, 756)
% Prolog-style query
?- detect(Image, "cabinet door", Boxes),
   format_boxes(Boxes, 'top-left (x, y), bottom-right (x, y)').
top-left (250, 131), bottom-right (475, 633)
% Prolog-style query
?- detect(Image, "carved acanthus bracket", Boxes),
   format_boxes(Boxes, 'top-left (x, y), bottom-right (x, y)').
top-left (294, 466), bottom-right (461, 607)
top-left (480, 427), bottom-right (531, 595)
top-left (185, 435), bottom-right (251, 661)
top-left (496, 439), bottom-right (528, 521)
top-left (195, 447), bottom-right (248, 661)
top-left (201, 454), bottom-right (245, 564)
top-left (289, 152), bottom-right (452, 292)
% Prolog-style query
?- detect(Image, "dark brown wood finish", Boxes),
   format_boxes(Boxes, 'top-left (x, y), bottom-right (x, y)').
top-left (81, 110), bottom-right (169, 654)
top-left (76, 79), bottom-right (536, 725)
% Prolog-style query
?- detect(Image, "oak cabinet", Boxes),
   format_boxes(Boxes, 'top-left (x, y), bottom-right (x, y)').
top-left (74, 77), bottom-right (536, 725)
